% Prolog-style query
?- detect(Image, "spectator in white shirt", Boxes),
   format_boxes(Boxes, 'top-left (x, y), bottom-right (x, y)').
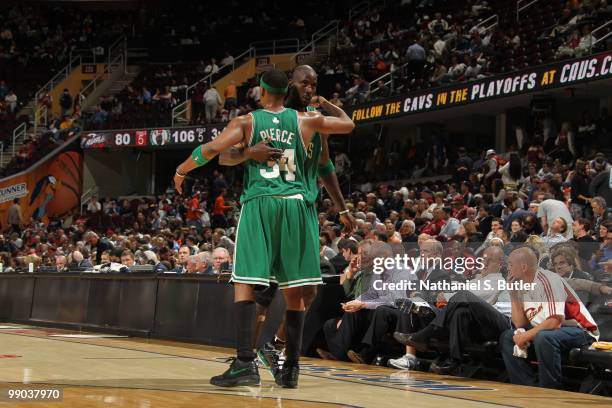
top-left (576, 25), bottom-right (595, 56)
top-left (443, 55), bottom-right (466, 81)
top-left (428, 13), bottom-right (448, 35)
top-left (537, 198), bottom-right (574, 239)
top-left (220, 52), bottom-right (234, 66)
top-left (87, 196), bottom-right (101, 213)
top-left (204, 58), bottom-right (219, 75)
top-left (247, 85), bottom-right (261, 107)
top-left (463, 57), bottom-right (482, 80)
top-left (203, 86), bottom-right (222, 124)
top-left (500, 247), bottom-right (598, 389)
top-left (5, 90), bottom-right (17, 113)
top-left (542, 217), bottom-right (569, 248)
top-left (432, 36), bottom-right (446, 58)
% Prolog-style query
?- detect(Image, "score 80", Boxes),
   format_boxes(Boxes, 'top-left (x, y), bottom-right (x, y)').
top-left (115, 133), bottom-right (131, 146)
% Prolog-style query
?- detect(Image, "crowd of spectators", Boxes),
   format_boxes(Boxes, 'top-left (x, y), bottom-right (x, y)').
top-left (83, 62), bottom-right (281, 130)
top-left (83, 60), bottom-right (234, 130)
top-left (2, 136), bottom-right (611, 388)
top-left (1, 0), bottom-right (611, 395)
top-left (1, 0), bottom-right (336, 133)
top-left (331, 105), bottom-right (611, 189)
top-left (0, 120), bottom-right (80, 179)
top-left (316, 0), bottom-right (612, 104)
top-left (81, 0), bottom-right (612, 130)
top-left (2, 112), bottom-right (611, 391)
top-left (0, 2), bottom-right (134, 114)
top-left (551, 1), bottom-right (612, 59)
top-left (0, 79), bottom-right (27, 149)
top-left (79, 0), bottom-right (339, 130)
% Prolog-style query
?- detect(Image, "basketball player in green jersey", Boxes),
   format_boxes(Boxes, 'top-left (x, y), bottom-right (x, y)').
top-left (219, 65), bottom-right (355, 371)
top-left (173, 69), bottom-right (355, 388)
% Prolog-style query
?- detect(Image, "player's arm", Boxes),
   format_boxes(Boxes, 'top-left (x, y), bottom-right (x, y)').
top-left (318, 135), bottom-right (355, 233)
top-left (174, 116), bottom-right (247, 193)
top-left (316, 95), bottom-right (349, 120)
top-left (302, 99), bottom-right (355, 135)
top-left (219, 140), bottom-right (283, 166)
top-left (218, 144), bottom-right (247, 166)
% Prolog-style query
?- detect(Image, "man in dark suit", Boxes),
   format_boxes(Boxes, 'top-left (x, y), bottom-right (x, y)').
top-left (328, 238), bottom-right (357, 275)
top-left (346, 240), bottom-right (452, 366)
top-left (477, 204), bottom-right (494, 238)
top-left (70, 250), bottom-right (94, 269)
top-left (320, 241), bottom-right (412, 362)
top-left (85, 231), bottom-right (114, 265)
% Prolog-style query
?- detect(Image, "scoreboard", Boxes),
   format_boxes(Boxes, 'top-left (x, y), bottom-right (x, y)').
top-left (80, 125), bottom-right (225, 149)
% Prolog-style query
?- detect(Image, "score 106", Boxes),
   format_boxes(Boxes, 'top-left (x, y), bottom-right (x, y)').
top-left (160, 128), bottom-right (223, 144)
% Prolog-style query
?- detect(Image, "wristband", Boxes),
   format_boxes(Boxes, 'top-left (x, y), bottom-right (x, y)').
top-left (318, 159), bottom-right (335, 176)
top-left (339, 209), bottom-right (349, 215)
top-left (191, 146), bottom-right (209, 166)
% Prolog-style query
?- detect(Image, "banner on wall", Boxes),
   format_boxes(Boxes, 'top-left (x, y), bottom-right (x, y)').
top-left (345, 51), bottom-right (612, 124)
top-left (0, 149), bottom-right (83, 229)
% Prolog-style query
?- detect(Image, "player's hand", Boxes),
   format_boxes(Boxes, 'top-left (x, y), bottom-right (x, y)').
top-left (245, 140), bottom-right (283, 163)
top-left (340, 212), bottom-right (356, 235)
top-left (174, 172), bottom-right (185, 195)
top-left (310, 95), bottom-right (328, 107)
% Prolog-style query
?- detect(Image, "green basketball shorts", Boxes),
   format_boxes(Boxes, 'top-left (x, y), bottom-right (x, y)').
top-left (232, 195), bottom-right (322, 288)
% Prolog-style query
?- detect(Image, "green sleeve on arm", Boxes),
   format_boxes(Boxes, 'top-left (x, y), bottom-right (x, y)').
top-left (318, 159), bottom-right (335, 177)
top-left (191, 145), bottom-right (210, 167)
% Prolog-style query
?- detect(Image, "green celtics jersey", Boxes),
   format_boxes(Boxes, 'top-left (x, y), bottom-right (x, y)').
top-left (303, 105), bottom-right (322, 204)
top-left (240, 108), bottom-right (307, 203)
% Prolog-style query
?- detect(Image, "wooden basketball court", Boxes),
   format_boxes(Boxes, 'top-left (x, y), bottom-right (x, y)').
top-left (0, 324), bottom-right (610, 407)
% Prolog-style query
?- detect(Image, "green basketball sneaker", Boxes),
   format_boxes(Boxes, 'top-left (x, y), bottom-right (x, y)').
top-left (210, 357), bottom-right (260, 387)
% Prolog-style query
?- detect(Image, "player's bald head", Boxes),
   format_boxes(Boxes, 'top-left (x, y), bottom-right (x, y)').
top-left (292, 65), bottom-right (316, 80)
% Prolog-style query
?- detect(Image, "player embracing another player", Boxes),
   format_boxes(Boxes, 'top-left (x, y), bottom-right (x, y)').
top-left (173, 68), bottom-right (355, 388)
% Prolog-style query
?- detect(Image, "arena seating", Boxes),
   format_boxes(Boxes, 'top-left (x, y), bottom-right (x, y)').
top-left (2, 1), bottom-right (611, 398)
top-left (318, 0), bottom-right (612, 100)
top-left (0, 3), bottom-right (134, 113)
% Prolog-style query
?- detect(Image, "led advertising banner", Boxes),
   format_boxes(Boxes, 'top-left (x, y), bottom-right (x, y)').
top-left (346, 51), bottom-right (612, 124)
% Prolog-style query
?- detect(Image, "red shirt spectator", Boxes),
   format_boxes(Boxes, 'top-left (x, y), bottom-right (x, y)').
top-left (451, 196), bottom-right (467, 219)
top-left (213, 194), bottom-right (232, 216)
top-left (186, 196), bottom-right (200, 221)
top-left (421, 208), bottom-right (446, 236)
